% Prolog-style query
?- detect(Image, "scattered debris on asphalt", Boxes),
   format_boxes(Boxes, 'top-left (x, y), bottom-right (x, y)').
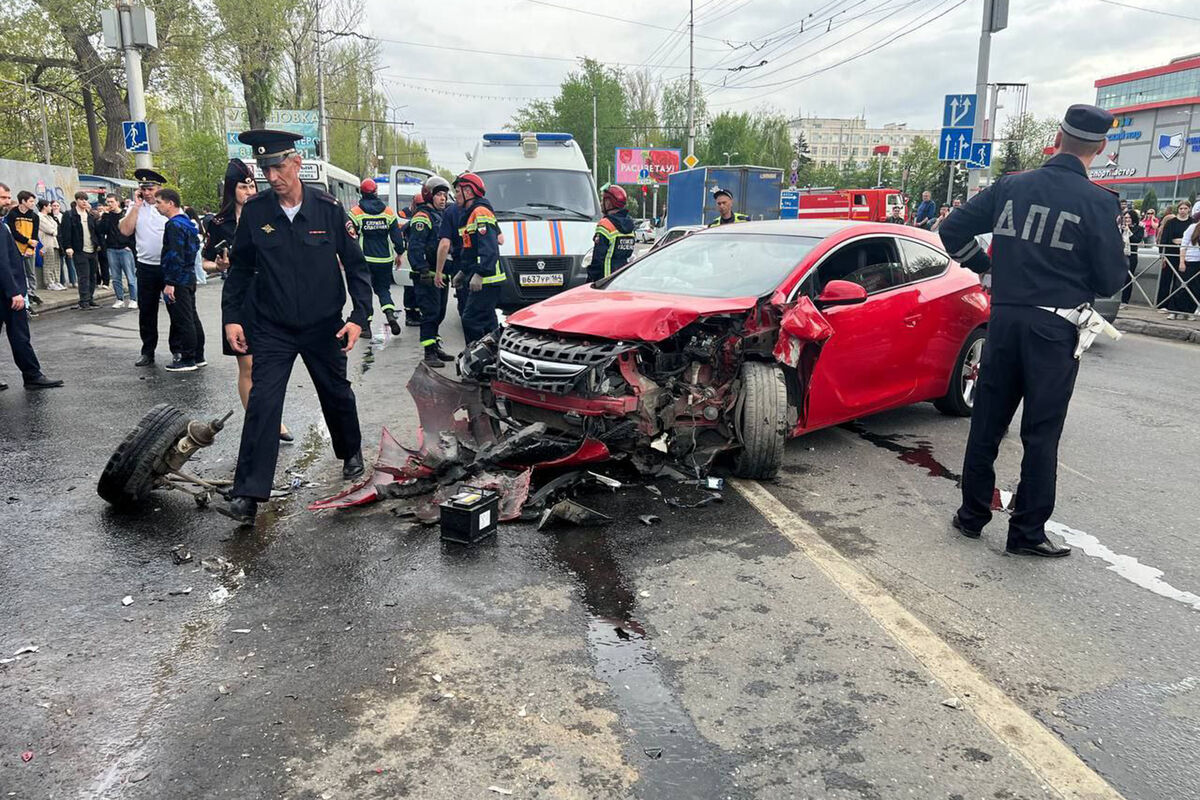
top-left (129, 770), bottom-right (151, 783)
top-left (21, 751), bottom-right (34, 763)
top-left (13, 645), bottom-right (39, 656)
top-left (644, 747), bottom-right (663, 760)
top-left (121, 595), bottom-right (133, 606)
top-left (537, 498), bottom-right (612, 530)
top-left (171, 545), bottom-right (193, 565)
top-left (209, 586), bottom-right (230, 604)
top-left (168, 587), bottom-right (193, 596)
top-left (941, 697), bottom-right (962, 709)
top-left (487, 787), bottom-right (514, 796)
top-left (638, 514), bottom-right (661, 526)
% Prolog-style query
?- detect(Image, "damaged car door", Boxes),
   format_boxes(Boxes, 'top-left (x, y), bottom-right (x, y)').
top-left (796, 235), bottom-right (923, 430)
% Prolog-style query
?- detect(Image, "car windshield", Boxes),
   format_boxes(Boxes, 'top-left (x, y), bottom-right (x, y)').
top-left (602, 233), bottom-right (820, 298)
top-left (478, 169), bottom-right (600, 221)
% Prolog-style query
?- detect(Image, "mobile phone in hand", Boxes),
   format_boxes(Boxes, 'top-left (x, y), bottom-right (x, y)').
top-left (338, 331), bottom-right (349, 349)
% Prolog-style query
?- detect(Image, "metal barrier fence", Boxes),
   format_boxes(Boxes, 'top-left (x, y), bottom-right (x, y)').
top-left (1120, 243), bottom-right (1200, 319)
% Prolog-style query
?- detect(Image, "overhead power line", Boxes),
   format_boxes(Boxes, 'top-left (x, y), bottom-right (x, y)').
top-left (1094, 0), bottom-right (1200, 20)
top-left (521, 0), bottom-right (747, 46)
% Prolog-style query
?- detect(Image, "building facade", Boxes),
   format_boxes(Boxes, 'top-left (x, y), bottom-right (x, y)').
top-left (1093, 55), bottom-right (1200, 205)
top-left (788, 115), bottom-right (939, 167)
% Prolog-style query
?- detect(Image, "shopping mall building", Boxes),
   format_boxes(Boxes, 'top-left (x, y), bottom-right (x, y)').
top-left (1093, 54), bottom-right (1200, 204)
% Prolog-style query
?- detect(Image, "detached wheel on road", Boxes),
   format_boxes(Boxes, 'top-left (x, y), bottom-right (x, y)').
top-left (935, 327), bottom-right (986, 417)
top-left (97, 403), bottom-right (190, 507)
top-left (733, 362), bottom-right (790, 479)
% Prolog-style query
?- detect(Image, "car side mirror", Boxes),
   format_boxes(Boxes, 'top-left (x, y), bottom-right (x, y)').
top-left (816, 279), bottom-right (868, 307)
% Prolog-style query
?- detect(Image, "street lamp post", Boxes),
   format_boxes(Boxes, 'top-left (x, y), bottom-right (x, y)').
top-left (723, 151), bottom-right (739, 165)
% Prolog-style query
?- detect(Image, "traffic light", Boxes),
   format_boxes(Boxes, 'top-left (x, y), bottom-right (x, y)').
top-left (641, 185), bottom-right (648, 196)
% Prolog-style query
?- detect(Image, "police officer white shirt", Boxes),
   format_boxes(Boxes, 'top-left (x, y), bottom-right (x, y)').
top-left (132, 199), bottom-right (167, 265)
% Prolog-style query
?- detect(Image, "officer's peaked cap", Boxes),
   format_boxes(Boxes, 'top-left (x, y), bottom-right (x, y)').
top-left (712, 186), bottom-right (733, 200)
top-left (134, 167), bottom-right (167, 186)
top-left (238, 129), bottom-right (303, 167)
top-left (225, 158), bottom-right (254, 184)
top-left (1060, 104), bottom-right (1114, 143)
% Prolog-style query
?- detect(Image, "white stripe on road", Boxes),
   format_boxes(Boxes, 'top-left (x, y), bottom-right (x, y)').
top-left (734, 478), bottom-right (1125, 800)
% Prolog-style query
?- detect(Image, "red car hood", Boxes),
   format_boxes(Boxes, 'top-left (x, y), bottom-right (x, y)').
top-left (506, 285), bottom-right (758, 342)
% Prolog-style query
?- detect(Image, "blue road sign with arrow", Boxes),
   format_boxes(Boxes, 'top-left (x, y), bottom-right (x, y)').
top-left (943, 94), bottom-right (976, 128)
top-left (939, 127), bottom-right (974, 161)
top-left (965, 141), bottom-right (992, 170)
top-left (123, 121), bottom-right (149, 153)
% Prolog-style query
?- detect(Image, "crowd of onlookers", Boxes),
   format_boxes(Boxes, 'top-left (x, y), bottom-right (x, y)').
top-left (4, 189), bottom-right (212, 318)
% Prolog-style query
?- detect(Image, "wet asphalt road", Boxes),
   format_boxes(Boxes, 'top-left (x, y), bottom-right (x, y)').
top-left (2, 286), bottom-right (1199, 799)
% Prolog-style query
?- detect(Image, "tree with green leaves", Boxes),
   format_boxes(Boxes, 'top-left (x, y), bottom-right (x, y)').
top-left (994, 113), bottom-right (1058, 176)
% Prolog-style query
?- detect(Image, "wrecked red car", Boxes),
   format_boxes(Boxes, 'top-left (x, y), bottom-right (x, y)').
top-left (482, 220), bottom-right (989, 479)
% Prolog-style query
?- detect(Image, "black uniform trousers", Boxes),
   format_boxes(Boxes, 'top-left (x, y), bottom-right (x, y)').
top-left (164, 285), bottom-right (205, 362)
top-left (403, 285), bottom-right (420, 319)
top-left (959, 305), bottom-right (1079, 547)
top-left (366, 261), bottom-right (395, 312)
top-left (137, 263), bottom-right (183, 359)
top-left (413, 273), bottom-right (449, 346)
top-left (233, 316), bottom-right (362, 500)
top-left (0, 302), bottom-right (42, 379)
top-left (461, 283), bottom-right (501, 345)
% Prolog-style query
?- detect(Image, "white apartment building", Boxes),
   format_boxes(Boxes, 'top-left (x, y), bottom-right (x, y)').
top-left (789, 115), bottom-right (940, 167)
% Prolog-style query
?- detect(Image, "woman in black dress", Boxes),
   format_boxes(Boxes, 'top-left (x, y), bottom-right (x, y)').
top-left (1156, 200), bottom-right (1191, 310)
top-left (203, 159), bottom-right (292, 441)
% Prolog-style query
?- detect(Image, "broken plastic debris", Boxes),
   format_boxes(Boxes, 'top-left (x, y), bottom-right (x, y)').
top-left (121, 595), bottom-right (133, 606)
top-left (517, 705), bottom-right (527, 718)
top-left (587, 471), bottom-right (623, 489)
top-left (487, 788), bottom-right (514, 796)
top-left (941, 697), bottom-right (962, 709)
top-left (644, 747), bottom-right (663, 760)
top-left (168, 587), bottom-right (193, 596)
top-left (209, 587), bottom-right (230, 604)
top-left (431, 674), bottom-right (443, 683)
top-left (202, 556), bottom-right (235, 574)
top-left (171, 546), bottom-right (193, 565)
top-left (638, 514), bottom-right (661, 526)
top-left (639, 590), bottom-right (651, 598)
top-left (21, 751), bottom-right (33, 763)
top-left (217, 685), bottom-right (230, 695)
top-left (232, 629), bottom-right (252, 634)
top-left (13, 645), bottom-right (38, 656)
top-left (537, 498), bottom-right (612, 530)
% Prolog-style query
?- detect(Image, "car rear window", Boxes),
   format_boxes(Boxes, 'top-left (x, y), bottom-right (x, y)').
top-left (602, 233), bottom-right (820, 298)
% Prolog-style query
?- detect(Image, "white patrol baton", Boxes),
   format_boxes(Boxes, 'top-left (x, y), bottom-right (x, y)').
top-left (1036, 304), bottom-right (1122, 359)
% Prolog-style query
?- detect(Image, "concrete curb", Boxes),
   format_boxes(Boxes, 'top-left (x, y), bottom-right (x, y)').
top-left (1113, 316), bottom-right (1200, 344)
top-left (33, 286), bottom-right (116, 315)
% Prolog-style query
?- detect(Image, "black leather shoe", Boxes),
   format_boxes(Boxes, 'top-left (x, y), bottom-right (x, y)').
top-left (1006, 538), bottom-right (1072, 558)
top-left (423, 347), bottom-right (446, 369)
top-left (24, 374), bottom-right (64, 389)
top-left (134, 355), bottom-right (154, 367)
top-left (384, 309), bottom-right (402, 336)
top-left (434, 345), bottom-right (455, 363)
top-left (278, 428), bottom-right (295, 443)
top-left (343, 452), bottom-right (365, 480)
top-left (951, 513), bottom-right (982, 539)
top-left (226, 496), bottom-right (258, 525)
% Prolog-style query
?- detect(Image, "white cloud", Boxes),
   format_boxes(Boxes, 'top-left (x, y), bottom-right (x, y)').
top-left (363, 0), bottom-right (1191, 171)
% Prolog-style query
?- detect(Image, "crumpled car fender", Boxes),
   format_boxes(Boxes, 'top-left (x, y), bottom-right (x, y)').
top-left (772, 296), bottom-right (833, 368)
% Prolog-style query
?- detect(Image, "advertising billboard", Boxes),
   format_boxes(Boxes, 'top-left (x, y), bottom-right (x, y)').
top-left (224, 108), bottom-right (320, 160)
top-left (614, 147), bottom-right (682, 185)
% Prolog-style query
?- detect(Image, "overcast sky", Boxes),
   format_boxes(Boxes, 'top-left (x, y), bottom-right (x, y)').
top-left (362, 0), bottom-right (1189, 172)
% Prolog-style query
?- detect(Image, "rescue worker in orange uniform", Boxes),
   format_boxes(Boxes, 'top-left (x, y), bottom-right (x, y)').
top-left (454, 172), bottom-right (502, 345)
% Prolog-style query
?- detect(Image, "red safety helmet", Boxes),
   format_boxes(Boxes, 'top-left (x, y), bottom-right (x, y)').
top-left (453, 171), bottom-right (486, 197)
top-left (360, 178), bottom-right (378, 194)
top-left (602, 184), bottom-right (628, 209)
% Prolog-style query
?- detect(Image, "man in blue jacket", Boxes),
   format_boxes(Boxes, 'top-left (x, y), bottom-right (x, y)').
top-left (0, 182), bottom-right (62, 390)
top-left (155, 188), bottom-right (205, 373)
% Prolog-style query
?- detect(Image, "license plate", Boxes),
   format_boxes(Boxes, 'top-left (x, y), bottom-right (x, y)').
top-left (519, 273), bottom-right (564, 287)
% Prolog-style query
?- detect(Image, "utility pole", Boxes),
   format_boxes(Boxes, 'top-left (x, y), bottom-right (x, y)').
top-left (101, 3), bottom-right (157, 170)
top-left (38, 90), bottom-right (51, 164)
top-left (118, 3), bottom-right (151, 169)
top-left (316, 0), bottom-right (330, 161)
top-left (592, 91), bottom-right (598, 184)
top-left (686, 0), bottom-right (695, 161)
top-left (968, 0), bottom-right (1007, 197)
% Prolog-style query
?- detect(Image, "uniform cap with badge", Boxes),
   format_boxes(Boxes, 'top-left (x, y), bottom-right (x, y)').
top-left (1059, 104), bottom-right (1114, 143)
top-left (134, 167), bottom-right (167, 188)
top-left (238, 129), bottom-right (304, 167)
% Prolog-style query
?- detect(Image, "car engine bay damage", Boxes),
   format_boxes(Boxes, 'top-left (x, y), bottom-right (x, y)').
top-left (310, 296), bottom-right (835, 522)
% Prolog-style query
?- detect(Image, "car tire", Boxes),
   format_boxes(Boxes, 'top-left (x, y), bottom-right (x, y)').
top-left (97, 403), bottom-right (190, 507)
top-left (733, 362), bottom-right (790, 479)
top-left (935, 327), bottom-right (986, 417)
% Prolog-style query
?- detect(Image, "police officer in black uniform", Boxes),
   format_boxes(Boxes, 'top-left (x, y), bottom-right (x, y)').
top-left (937, 104), bottom-right (1127, 558)
top-left (221, 130), bottom-right (373, 524)
top-left (708, 187), bottom-right (748, 227)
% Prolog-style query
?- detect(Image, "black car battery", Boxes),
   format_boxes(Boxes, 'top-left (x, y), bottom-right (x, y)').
top-left (439, 487), bottom-right (500, 544)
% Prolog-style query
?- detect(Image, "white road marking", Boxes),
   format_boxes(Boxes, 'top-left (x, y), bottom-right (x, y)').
top-left (734, 478), bottom-right (1125, 800)
top-left (1057, 462), bottom-right (1097, 483)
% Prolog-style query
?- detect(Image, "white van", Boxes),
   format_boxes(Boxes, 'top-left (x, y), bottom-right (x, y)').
top-left (468, 133), bottom-right (600, 311)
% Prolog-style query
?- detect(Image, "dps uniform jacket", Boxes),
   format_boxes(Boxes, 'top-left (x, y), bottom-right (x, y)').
top-left (223, 184), bottom-right (373, 331)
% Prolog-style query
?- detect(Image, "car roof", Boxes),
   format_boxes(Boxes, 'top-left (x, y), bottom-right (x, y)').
top-left (698, 219), bottom-right (870, 238)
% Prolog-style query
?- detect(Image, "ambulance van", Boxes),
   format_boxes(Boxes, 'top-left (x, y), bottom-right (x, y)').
top-left (467, 132), bottom-right (601, 311)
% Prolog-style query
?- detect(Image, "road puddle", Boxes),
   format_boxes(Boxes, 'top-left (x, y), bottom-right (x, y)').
top-left (845, 423), bottom-right (1200, 612)
top-left (548, 527), bottom-right (730, 797)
